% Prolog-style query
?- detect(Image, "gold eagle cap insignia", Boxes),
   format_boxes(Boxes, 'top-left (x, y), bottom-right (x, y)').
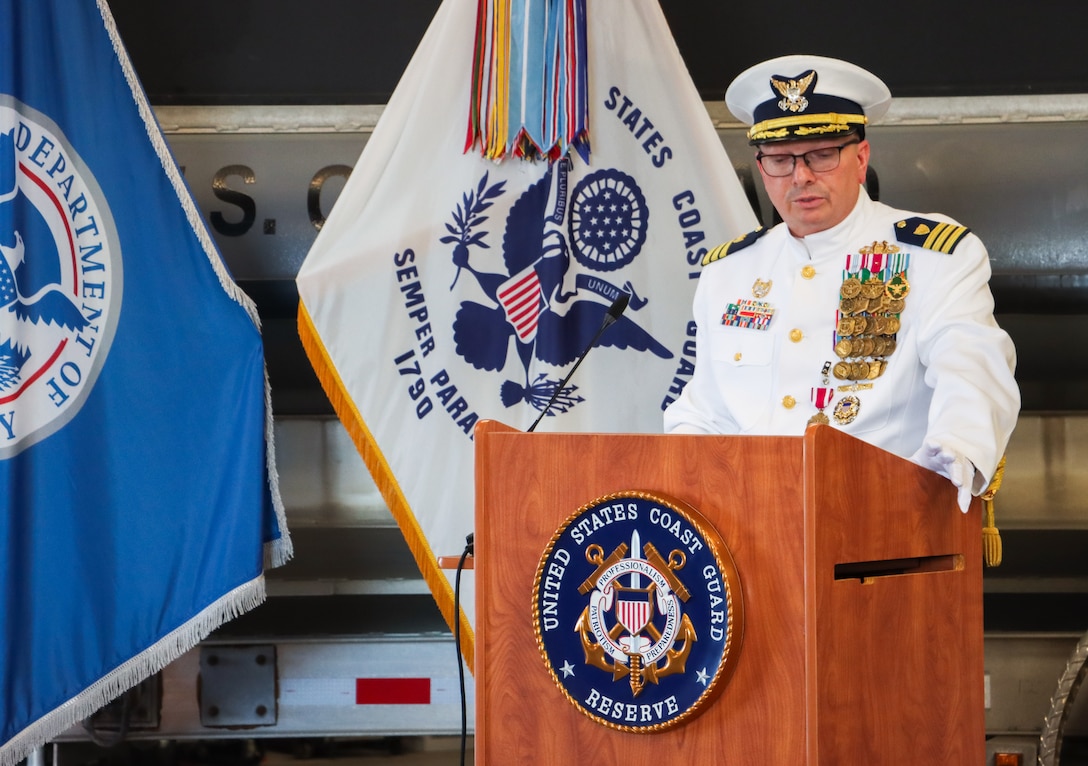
top-left (771, 70), bottom-right (816, 113)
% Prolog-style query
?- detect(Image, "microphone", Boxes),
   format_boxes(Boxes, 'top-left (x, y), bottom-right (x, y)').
top-left (527, 292), bottom-right (630, 433)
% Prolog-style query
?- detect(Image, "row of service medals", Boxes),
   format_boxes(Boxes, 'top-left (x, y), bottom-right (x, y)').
top-left (809, 241), bottom-right (910, 426)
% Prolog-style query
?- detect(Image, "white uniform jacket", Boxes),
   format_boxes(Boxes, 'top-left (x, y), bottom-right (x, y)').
top-left (663, 188), bottom-right (1020, 492)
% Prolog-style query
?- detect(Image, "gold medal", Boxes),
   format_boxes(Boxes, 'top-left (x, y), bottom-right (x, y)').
top-left (833, 395), bottom-right (861, 424)
top-left (861, 279), bottom-right (884, 299)
top-left (885, 273), bottom-right (910, 299)
top-left (840, 277), bottom-right (862, 298)
top-left (809, 364), bottom-right (835, 427)
top-left (829, 254), bottom-right (907, 425)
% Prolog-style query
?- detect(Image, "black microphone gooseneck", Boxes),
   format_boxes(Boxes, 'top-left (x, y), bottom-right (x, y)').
top-left (527, 291), bottom-right (630, 433)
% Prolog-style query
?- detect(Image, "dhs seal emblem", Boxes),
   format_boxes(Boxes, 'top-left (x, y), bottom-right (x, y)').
top-left (533, 491), bottom-right (743, 732)
top-left (0, 98), bottom-right (121, 458)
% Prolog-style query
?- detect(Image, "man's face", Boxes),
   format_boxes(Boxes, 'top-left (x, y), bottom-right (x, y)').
top-left (755, 135), bottom-right (870, 238)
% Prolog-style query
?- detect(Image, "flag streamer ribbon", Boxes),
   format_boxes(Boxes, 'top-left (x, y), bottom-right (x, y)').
top-left (466, 0), bottom-right (589, 162)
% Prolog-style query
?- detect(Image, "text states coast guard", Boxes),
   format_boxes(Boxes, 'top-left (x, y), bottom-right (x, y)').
top-left (603, 86), bottom-right (709, 269)
top-left (539, 500), bottom-right (727, 637)
top-left (603, 86), bottom-right (708, 414)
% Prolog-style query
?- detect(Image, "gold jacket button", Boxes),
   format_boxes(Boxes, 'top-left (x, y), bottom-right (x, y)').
top-left (782, 395), bottom-right (797, 409)
top-left (789, 328), bottom-right (803, 343)
top-left (733, 352), bottom-right (742, 362)
top-left (801, 265), bottom-right (816, 279)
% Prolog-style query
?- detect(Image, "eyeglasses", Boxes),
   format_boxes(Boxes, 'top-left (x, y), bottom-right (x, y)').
top-left (755, 139), bottom-right (861, 177)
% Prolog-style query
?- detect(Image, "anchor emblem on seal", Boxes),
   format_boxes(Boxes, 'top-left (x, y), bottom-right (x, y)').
top-left (575, 531), bottom-right (698, 697)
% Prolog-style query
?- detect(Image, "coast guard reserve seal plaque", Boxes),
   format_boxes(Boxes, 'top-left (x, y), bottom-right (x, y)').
top-left (532, 491), bottom-right (743, 732)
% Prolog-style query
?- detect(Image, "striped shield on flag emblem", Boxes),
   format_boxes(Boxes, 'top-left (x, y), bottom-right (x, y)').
top-left (614, 584), bottom-right (653, 634)
top-left (497, 265), bottom-right (544, 342)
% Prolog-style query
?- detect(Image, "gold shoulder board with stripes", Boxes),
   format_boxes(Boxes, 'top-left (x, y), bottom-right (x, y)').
top-left (702, 226), bottom-right (767, 266)
top-left (894, 216), bottom-right (971, 254)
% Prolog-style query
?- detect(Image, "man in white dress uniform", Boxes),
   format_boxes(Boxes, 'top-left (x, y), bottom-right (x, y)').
top-left (663, 55), bottom-right (1020, 511)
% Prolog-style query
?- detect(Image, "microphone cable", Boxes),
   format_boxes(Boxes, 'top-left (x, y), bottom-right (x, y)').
top-left (454, 532), bottom-right (474, 766)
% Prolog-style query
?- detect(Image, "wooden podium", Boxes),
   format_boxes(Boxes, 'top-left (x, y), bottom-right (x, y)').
top-left (474, 420), bottom-right (984, 765)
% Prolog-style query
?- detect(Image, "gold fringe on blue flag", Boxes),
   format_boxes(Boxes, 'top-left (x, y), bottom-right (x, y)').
top-left (466, 0), bottom-right (589, 162)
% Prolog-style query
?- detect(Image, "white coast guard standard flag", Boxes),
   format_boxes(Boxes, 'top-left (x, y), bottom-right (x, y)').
top-left (0, 2), bottom-right (289, 762)
top-left (296, 0), bottom-right (755, 663)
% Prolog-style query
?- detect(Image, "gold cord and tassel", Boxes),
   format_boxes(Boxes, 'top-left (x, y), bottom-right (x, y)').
top-left (981, 455), bottom-right (1007, 567)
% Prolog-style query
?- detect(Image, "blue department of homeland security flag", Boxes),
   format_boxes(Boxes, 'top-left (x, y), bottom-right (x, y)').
top-left (0, 2), bottom-right (290, 763)
top-left (296, 0), bottom-right (756, 667)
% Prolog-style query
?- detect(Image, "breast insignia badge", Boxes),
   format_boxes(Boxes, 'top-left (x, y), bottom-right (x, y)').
top-left (533, 491), bottom-right (744, 732)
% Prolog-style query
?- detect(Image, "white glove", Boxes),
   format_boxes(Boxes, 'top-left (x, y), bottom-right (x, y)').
top-left (910, 443), bottom-right (975, 513)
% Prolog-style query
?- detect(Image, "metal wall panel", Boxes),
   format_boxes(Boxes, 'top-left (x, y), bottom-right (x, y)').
top-left (108, 2), bottom-right (1088, 104)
